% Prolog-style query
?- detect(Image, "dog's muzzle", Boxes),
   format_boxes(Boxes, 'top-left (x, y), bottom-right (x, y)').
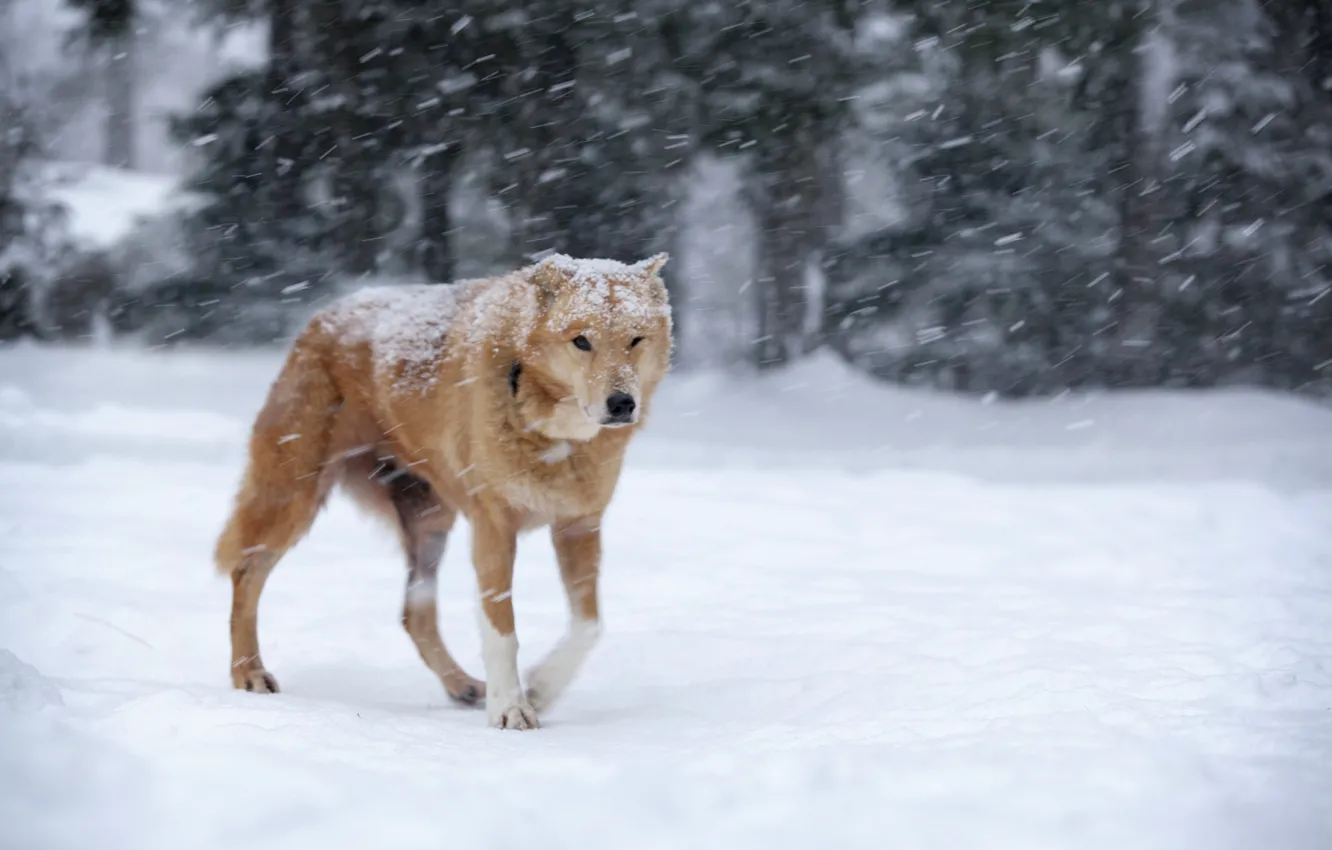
top-left (602, 391), bottom-right (637, 426)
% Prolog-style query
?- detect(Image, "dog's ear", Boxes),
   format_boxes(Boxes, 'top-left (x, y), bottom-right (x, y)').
top-left (638, 252), bottom-right (670, 276)
top-left (528, 254), bottom-right (567, 303)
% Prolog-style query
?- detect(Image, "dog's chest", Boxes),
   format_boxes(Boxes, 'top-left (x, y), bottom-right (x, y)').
top-left (500, 446), bottom-right (606, 523)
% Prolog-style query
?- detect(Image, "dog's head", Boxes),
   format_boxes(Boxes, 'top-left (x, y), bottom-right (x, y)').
top-left (517, 252), bottom-right (673, 441)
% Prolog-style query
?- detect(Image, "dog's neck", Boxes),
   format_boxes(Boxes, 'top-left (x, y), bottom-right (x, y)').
top-left (505, 358), bottom-right (603, 443)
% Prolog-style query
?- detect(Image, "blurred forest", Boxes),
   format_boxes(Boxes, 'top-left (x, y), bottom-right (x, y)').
top-left (2, 0), bottom-right (1331, 397)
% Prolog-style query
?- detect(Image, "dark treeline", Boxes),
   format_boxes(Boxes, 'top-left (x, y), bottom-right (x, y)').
top-left (3, 0), bottom-right (1331, 397)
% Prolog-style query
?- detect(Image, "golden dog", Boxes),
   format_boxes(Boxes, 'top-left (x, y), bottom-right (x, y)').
top-left (214, 253), bottom-right (672, 729)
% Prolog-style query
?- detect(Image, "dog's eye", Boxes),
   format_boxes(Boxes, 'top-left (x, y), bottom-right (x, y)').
top-left (630, 336), bottom-right (645, 349)
top-left (572, 335), bottom-right (592, 351)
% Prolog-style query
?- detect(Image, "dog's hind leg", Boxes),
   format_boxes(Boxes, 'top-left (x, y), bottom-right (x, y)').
top-left (385, 469), bottom-right (486, 707)
top-left (342, 453), bottom-right (486, 707)
top-left (228, 551), bottom-right (281, 692)
top-left (214, 341), bottom-right (340, 693)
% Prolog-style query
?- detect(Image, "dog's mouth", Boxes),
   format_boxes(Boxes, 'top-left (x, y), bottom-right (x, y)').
top-left (573, 396), bottom-right (639, 430)
top-left (596, 405), bottom-right (638, 428)
top-left (579, 404), bottom-right (636, 428)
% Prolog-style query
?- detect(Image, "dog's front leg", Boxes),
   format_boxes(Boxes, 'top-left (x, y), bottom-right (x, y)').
top-left (526, 515), bottom-right (603, 713)
top-left (472, 513), bottom-right (539, 730)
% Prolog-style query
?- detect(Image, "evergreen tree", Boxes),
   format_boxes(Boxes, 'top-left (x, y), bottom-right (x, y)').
top-left (658, 0), bottom-right (877, 368)
top-left (0, 17), bottom-right (67, 341)
top-left (0, 83), bottom-right (39, 339)
top-left (1158, 0), bottom-right (1332, 391)
top-left (820, 2), bottom-right (1119, 394)
top-left (156, 0), bottom-right (1332, 393)
top-left (176, 1), bottom-right (692, 290)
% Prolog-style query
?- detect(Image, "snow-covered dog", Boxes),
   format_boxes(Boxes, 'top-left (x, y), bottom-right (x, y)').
top-left (214, 253), bottom-right (672, 729)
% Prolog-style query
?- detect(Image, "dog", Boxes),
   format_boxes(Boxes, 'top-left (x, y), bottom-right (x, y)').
top-left (214, 253), bottom-right (672, 729)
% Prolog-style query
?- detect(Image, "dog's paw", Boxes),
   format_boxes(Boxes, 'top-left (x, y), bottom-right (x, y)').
top-left (488, 695), bottom-right (540, 730)
top-left (524, 683), bottom-right (551, 713)
top-left (445, 676), bottom-right (486, 708)
top-left (525, 676), bottom-right (563, 714)
top-left (232, 667), bottom-right (280, 694)
top-left (525, 660), bottom-right (566, 712)
top-left (524, 621), bottom-right (601, 712)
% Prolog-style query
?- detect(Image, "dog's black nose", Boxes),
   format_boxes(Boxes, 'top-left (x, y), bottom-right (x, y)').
top-left (606, 392), bottom-right (636, 421)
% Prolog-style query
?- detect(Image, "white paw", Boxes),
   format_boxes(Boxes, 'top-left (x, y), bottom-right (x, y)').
top-left (488, 695), bottom-right (540, 730)
top-left (524, 660), bottom-right (578, 713)
top-left (524, 676), bottom-right (556, 713)
top-left (525, 619), bottom-right (601, 712)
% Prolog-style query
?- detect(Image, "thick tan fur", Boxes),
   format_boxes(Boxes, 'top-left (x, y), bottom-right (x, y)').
top-left (215, 253), bottom-right (672, 729)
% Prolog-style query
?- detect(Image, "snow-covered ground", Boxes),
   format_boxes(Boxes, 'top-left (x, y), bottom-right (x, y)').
top-left (2, 343), bottom-right (1330, 850)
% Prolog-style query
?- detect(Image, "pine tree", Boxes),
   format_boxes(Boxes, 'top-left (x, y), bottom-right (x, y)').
top-left (0, 83), bottom-right (39, 339)
top-left (658, 0), bottom-right (874, 368)
top-left (1158, 0), bottom-right (1332, 391)
top-left (0, 15), bottom-right (66, 340)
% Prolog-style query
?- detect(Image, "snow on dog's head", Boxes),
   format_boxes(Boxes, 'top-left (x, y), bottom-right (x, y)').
top-left (519, 253), bottom-right (673, 440)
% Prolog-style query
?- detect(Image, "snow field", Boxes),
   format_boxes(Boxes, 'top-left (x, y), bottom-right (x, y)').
top-left (1, 345), bottom-right (1330, 849)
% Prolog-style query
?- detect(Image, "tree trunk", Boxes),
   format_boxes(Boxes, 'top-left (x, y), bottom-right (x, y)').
top-left (267, 0), bottom-right (301, 223)
top-left (752, 130), bottom-right (836, 369)
top-left (753, 208), bottom-right (806, 369)
top-left (323, 3), bottom-right (382, 275)
top-left (1114, 123), bottom-right (1167, 384)
top-left (1109, 2), bottom-right (1170, 386)
top-left (419, 147), bottom-right (457, 283)
top-left (333, 142), bottom-right (382, 274)
top-left (104, 32), bottom-right (135, 169)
